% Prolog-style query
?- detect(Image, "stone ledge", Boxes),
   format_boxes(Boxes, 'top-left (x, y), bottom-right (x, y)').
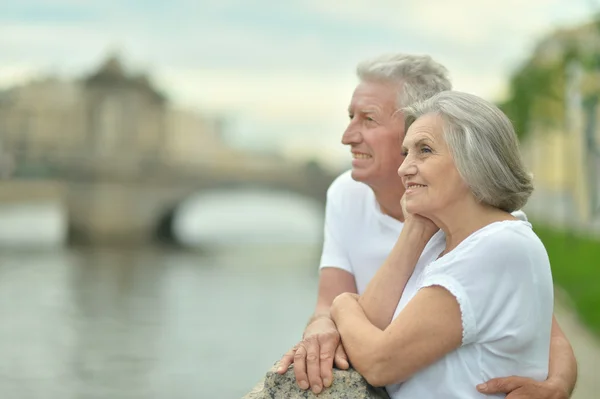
top-left (243, 362), bottom-right (390, 399)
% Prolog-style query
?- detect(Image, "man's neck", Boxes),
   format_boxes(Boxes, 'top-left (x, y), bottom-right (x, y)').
top-left (371, 182), bottom-right (405, 222)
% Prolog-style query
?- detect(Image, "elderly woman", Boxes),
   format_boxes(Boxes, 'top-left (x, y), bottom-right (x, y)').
top-left (330, 91), bottom-right (553, 398)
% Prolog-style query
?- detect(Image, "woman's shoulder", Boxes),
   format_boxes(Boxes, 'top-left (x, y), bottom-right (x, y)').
top-left (437, 220), bottom-right (548, 269)
top-left (465, 220), bottom-right (540, 250)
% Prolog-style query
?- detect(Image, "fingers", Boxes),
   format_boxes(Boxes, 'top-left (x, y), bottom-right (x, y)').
top-left (278, 338), bottom-right (346, 394)
top-left (334, 343), bottom-right (349, 369)
top-left (293, 337), bottom-right (324, 394)
top-left (401, 193), bottom-right (408, 216)
top-left (477, 376), bottom-right (527, 394)
top-left (293, 344), bottom-right (310, 391)
top-left (304, 336), bottom-right (323, 394)
top-left (318, 334), bottom-right (338, 388)
top-left (276, 347), bottom-right (296, 374)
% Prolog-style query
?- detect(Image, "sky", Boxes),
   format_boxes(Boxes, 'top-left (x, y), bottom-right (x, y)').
top-left (0, 0), bottom-right (597, 170)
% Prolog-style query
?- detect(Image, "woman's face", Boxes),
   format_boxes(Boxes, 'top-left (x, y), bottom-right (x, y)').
top-left (397, 113), bottom-right (471, 218)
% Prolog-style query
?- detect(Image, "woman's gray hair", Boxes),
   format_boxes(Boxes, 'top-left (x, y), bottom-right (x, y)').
top-left (403, 91), bottom-right (534, 213)
top-left (356, 53), bottom-right (452, 108)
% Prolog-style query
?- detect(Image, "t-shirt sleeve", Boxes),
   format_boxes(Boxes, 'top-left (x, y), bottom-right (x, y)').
top-left (420, 261), bottom-right (478, 345)
top-left (318, 180), bottom-right (353, 274)
top-left (418, 228), bottom-right (550, 346)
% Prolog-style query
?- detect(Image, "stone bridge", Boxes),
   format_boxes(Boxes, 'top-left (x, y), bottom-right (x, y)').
top-left (0, 162), bottom-right (337, 245)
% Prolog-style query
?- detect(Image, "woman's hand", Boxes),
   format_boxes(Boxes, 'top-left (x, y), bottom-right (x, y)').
top-left (401, 193), bottom-right (439, 239)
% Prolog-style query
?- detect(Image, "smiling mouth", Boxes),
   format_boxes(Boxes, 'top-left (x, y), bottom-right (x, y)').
top-left (406, 184), bottom-right (427, 189)
top-left (352, 153), bottom-right (372, 159)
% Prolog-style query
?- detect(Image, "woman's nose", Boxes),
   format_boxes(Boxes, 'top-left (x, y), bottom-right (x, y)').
top-left (398, 157), bottom-right (416, 177)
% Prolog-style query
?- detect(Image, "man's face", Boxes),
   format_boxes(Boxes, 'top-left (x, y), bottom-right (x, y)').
top-left (342, 80), bottom-right (405, 188)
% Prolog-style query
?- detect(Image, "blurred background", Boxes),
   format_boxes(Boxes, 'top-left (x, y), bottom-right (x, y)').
top-left (0, 0), bottom-right (599, 398)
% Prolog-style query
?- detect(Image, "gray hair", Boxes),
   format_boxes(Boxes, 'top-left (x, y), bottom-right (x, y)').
top-left (403, 91), bottom-right (534, 213)
top-left (356, 53), bottom-right (452, 108)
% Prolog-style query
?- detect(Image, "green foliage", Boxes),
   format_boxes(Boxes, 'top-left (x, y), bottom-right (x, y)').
top-left (499, 61), bottom-right (566, 139)
top-left (533, 223), bottom-right (600, 337)
top-left (500, 17), bottom-right (600, 139)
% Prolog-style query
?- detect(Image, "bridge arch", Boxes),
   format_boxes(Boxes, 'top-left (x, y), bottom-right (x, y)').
top-left (152, 185), bottom-right (327, 247)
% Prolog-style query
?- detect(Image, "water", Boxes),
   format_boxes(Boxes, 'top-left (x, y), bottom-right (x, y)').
top-left (0, 190), bottom-right (325, 398)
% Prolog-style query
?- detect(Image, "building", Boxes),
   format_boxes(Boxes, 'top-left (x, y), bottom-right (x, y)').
top-left (82, 55), bottom-right (167, 170)
top-left (507, 19), bottom-right (600, 229)
top-left (0, 53), bottom-right (232, 179)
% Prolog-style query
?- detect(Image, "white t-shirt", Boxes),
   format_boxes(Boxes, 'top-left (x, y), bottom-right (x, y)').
top-left (386, 220), bottom-right (553, 398)
top-left (319, 170), bottom-right (404, 294)
top-left (319, 170), bottom-right (553, 397)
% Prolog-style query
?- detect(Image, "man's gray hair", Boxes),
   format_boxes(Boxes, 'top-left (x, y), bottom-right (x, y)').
top-left (403, 91), bottom-right (534, 213)
top-left (356, 53), bottom-right (452, 108)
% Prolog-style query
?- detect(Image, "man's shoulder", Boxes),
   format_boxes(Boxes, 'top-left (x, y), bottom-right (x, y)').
top-left (327, 169), bottom-right (372, 201)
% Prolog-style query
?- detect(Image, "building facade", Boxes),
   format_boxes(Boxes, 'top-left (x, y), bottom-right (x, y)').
top-left (0, 54), bottom-right (232, 179)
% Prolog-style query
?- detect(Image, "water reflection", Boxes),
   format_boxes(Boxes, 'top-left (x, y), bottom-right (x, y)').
top-left (0, 244), bottom-right (320, 398)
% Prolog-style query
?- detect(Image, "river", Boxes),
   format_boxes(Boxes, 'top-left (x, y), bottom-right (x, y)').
top-left (0, 189), bottom-right (325, 398)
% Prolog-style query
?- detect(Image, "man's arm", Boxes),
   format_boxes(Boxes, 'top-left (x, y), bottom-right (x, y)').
top-left (477, 315), bottom-right (577, 398)
top-left (548, 316), bottom-right (578, 396)
top-left (276, 173), bottom-right (359, 394)
top-left (312, 267), bottom-right (358, 321)
top-left (277, 267), bottom-right (357, 395)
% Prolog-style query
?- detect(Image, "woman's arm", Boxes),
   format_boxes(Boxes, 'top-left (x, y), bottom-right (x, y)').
top-left (358, 221), bottom-right (435, 330)
top-left (332, 285), bottom-right (463, 387)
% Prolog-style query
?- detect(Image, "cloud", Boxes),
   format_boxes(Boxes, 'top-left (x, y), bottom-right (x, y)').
top-left (155, 66), bottom-right (355, 159)
top-left (0, 64), bottom-right (43, 89)
top-left (0, 0), bottom-right (596, 168)
top-left (301, 0), bottom-right (594, 97)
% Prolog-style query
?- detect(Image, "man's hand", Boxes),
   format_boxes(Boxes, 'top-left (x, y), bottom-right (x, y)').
top-left (477, 376), bottom-right (570, 399)
top-left (276, 316), bottom-right (350, 395)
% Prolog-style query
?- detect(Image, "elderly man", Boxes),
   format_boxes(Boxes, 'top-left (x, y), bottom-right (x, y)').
top-left (277, 53), bottom-right (578, 398)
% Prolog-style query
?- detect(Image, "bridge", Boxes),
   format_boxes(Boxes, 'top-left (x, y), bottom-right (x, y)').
top-left (0, 159), bottom-right (338, 245)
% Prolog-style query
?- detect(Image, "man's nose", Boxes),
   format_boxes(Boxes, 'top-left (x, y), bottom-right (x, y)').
top-left (342, 122), bottom-right (360, 145)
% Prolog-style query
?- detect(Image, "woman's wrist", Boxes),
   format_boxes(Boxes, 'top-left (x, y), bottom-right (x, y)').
top-left (401, 220), bottom-right (437, 244)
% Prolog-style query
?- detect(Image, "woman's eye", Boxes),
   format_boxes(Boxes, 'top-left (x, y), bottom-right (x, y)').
top-left (421, 146), bottom-right (432, 153)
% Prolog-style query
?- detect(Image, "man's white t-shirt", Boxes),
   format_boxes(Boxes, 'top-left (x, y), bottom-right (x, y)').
top-left (319, 171), bottom-right (404, 294)
top-left (319, 170), bottom-right (554, 398)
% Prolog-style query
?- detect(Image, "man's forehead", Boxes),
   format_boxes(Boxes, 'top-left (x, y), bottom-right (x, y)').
top-left (349, 82), bottom-right (398, 109)
top-left (347, 103), bottom-right (382, 113)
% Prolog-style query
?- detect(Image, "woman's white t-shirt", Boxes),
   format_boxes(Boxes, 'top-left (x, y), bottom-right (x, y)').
top-left (386, 220), bottom-right (554, 399)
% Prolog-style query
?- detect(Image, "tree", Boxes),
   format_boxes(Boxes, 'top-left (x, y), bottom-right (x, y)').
top-left (499, 17), bottom-right (600, 139)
